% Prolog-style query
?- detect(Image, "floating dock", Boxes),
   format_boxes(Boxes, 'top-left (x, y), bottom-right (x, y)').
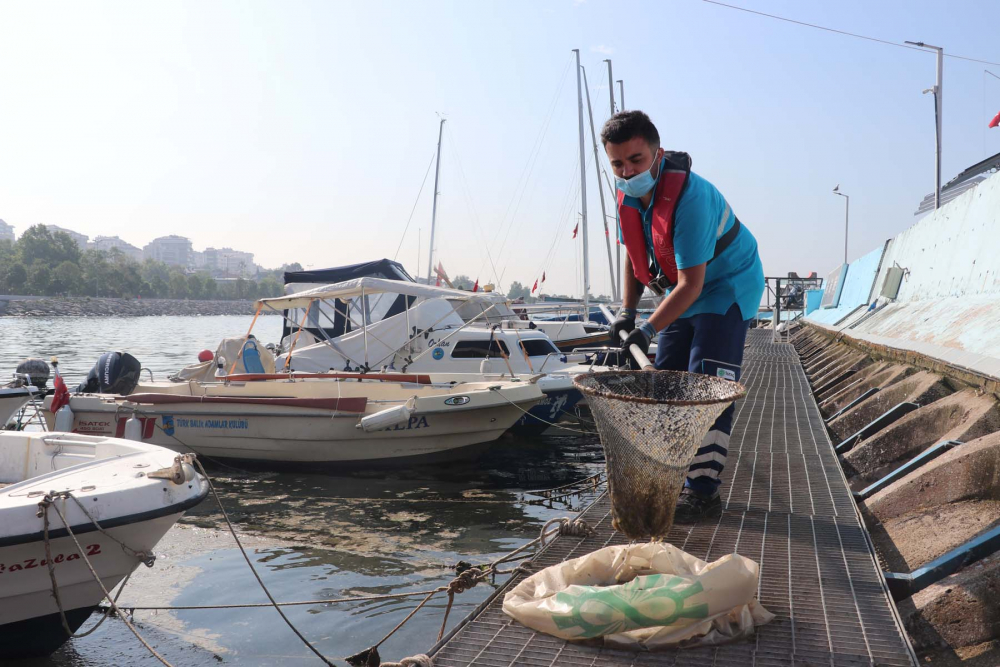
top-left (431, 329), bottom-right (917, 666)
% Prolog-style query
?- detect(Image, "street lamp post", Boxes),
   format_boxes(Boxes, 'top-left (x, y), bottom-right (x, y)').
top-left (905, 41), bottom-right (944, 210)
top-left (833, 185), bottom-right (849, 264)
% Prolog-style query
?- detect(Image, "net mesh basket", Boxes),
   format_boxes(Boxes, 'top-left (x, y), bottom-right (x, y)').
top-left (574, 370), bottom-right (746, 539)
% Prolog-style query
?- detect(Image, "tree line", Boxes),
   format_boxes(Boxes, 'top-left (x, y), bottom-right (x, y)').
top-left (0, 225), bottom-right (291, 300)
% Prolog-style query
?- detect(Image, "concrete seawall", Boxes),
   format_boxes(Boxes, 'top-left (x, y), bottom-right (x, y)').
top-left (795, 170), bottom-right (1000, 662)
top-left (0, 297), bottom-right (277, 317)
top-left (807, 170), bottom-right (1000, 381)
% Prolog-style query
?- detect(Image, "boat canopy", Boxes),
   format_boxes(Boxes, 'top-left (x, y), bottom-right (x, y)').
top-left (283, 259), bottom-right (414, 285)
top-left (257, 277), bottom-right (496, 312)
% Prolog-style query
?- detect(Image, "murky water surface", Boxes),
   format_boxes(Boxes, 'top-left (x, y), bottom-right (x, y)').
top-left (1, 316), bottom-right (604, 666)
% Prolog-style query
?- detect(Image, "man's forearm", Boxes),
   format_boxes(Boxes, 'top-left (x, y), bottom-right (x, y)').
top-left (645, 264), bottom-right (707, 333)
top-left (647, 283), bottom-right (701, 332)
top-left (622, 256), bottom-right (642, 311)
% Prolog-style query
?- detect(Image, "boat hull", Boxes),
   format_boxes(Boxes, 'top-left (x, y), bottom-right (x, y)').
top-left (0, 514), bottom-right (184, 658)
top-left (0, 388), bottom-right (37, 426)
top-left (511, 387), bottom-right (584, 437)
top-left (0, 431), bottom-right (208, 658)
top-left (45, 397), bottom-right (535, 465)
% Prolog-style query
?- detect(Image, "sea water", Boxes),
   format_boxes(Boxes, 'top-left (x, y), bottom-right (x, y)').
top-left (1, 315), bottom-right (604, 666)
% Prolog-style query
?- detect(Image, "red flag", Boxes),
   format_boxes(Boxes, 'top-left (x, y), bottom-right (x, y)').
top-left (990, 111), bottom-right (1000, 129)
top-left (572, 223), bottom-right (578, 239)
top-left (531, 279), bottom-right (538, 293)
top-left (50, 368), bottom-right (70, 413)
top-left (541, 272), bottom-right (546, 283)
top-left (472, 278), bottom-right (479, 292)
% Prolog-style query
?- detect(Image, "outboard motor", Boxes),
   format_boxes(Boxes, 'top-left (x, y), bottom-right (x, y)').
top-left (77, 352), bottom-right (142, 395)
top-left (11, 358), bottom-right (50, 389)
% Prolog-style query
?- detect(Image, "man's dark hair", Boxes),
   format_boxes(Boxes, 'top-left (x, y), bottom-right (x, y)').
top-left (600, 110), bottom-right (660, 148)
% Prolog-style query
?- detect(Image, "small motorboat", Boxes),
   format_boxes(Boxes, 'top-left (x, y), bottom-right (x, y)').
top-left (258, 277), bottom-right (592, 434)
top-left (0, 431), bottom-right (208, 658)
top-left (0, 385), bottom-right (44, 427)
top-left (1, 358), bottom-right (53, 427)
top-left (44, 368), bottom-right (545, 466)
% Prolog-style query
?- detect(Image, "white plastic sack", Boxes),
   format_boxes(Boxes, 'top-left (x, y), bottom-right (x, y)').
top-left (502, 542), bottom-right (773, 649)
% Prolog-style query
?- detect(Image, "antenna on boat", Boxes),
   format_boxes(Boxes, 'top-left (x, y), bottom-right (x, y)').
top-left (426, 115), bottom-right (446, 283)
top-left (573, 49), bottom-right (590, 320)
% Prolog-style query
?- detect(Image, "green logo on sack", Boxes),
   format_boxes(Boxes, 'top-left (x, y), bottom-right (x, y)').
top-left (550, 574), bottom-right (709, 638)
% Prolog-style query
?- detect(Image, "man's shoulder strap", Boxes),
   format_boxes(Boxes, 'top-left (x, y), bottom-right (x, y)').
top-left (661, 151), bottom-right (692, 173)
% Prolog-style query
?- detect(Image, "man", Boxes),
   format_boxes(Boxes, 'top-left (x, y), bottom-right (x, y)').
top-left (602, 110), bottom-right (765, 522)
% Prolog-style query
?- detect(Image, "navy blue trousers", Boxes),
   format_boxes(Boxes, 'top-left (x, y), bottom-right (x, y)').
top-left (654, 303), bottom-right (750, 496)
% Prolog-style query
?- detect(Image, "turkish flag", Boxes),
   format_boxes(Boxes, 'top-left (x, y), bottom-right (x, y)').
top-left (50, 370), bottom-right (70, 413)
top-left (990, 111), bottom-right (1000, 129)
top-left (472, 278), bottom-right (479, 292)
top-left (531, 279), bottom-right (538, 293)
top-left (541, 272), bottom-right (546, 283)
top-left (572, 224), bottom-right (578, 239)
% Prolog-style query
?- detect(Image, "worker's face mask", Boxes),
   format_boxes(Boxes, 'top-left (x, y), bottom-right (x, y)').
top-left (615, 151), bottom-right (662, 198)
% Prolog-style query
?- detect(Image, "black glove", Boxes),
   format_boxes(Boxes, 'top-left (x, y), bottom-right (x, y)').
top-left (621, 325), bottom-right (652, 370)
top-left (609, 310), bottom-right (636, 344)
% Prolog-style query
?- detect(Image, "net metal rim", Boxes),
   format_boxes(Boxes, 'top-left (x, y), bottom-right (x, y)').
top-left (573, 369), bottom-right (747, 406)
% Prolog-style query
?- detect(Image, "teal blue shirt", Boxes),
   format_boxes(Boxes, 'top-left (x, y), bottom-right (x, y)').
top-left (620, 162), bottom-right (765, 321)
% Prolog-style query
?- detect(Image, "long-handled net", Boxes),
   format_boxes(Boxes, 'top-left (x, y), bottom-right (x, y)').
top-left (574, 371), bottom-right (746, 539)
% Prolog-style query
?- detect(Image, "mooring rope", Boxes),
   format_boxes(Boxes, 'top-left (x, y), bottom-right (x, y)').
top-left (489, 387), bottom-right (597, 435)
top-left (39, 493), bottom-right (175, 666)
top-left (190, 458), bottom-right (338, 666)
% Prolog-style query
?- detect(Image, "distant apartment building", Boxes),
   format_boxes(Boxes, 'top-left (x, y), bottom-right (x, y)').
top-left (143, 235), bottom-right (193, 267)
top-left (0, 219), bottom-right (13, 242)
top-left (92, 235), bottom-right (143, 262)
top-left (204, 247), bottom-right (256, 277)
top-left (44, 224), bottom-right (89, 250)
top-left (190, 250), bottom-right (206, 269)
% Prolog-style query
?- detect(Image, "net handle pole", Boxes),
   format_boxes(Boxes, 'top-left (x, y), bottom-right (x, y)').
top-left (618, 329), bottom-right (654, 370)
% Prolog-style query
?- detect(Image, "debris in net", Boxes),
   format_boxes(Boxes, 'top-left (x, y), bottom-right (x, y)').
top-left (574, 371), bottom-right (745, 541)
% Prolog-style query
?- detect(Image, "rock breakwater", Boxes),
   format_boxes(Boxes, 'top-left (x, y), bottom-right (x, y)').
top-left (0, 297), bottom-right (277, 317)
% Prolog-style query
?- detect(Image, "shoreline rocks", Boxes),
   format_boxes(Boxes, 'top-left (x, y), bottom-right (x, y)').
top-left (0, 297), bottom-right (279, 318)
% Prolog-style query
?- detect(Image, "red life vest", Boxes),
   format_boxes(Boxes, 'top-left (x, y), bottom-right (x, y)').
top-left (618, 151), bottom-right (692, 288)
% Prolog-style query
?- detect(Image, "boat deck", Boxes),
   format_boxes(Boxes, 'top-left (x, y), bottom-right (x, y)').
top-left (431, 329), bottom-right (917, 666)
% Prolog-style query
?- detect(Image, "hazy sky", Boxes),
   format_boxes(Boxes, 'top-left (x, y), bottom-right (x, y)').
top-left (2, 1), bottom-right (998, 297)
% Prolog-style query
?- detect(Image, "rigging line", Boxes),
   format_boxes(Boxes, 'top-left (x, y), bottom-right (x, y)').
top-left (987, 69), bottom-right (1000, 82)
top-left (392, 151), bottom-right (438, 261)
top-left (528, 157), bottom-right (581, 285)
top-left (442, 122), bottom-right (503, 289)
top-left (535, 146), bottom-right (599, 287)
top-left (701, 0), bottom-right (1000, 67)
top-left (489, 55), bottom-right (573, 252)
top-left (528, 159), bottom-right (584, 289)
top-left (494, 57), bottom-right (611, 279)
top-left (489, 64), bottom-right (574, 277)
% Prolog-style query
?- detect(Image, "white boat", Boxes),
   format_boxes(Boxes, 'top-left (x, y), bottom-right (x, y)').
top-left (43, 373), bottom-right (544, 466)
top-left (261, 277), bottom-right (594, 434)
top-left (279, 259), bottom-right (612, 353)
top-left (0, 431), bottom-right (207, 658)
top-left (0, 385), bottom-right (42, 426)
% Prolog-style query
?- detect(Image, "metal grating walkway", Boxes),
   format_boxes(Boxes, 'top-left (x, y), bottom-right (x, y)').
top-left (431, 330), bottom-right (917, 667)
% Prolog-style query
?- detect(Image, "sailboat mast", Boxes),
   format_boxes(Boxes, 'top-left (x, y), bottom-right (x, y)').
top-left (426, 118), bottom-right (446, 283)
top-left (581, 65), bottom-right (618, 302)
top-left (573, 49), bottom-right (590, 319)
top-left (605, 59), bottom-right (621, 303)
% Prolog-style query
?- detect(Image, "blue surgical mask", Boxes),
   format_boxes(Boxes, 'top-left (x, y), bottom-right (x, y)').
top-left (615, 153), bottom-right (661, 198)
